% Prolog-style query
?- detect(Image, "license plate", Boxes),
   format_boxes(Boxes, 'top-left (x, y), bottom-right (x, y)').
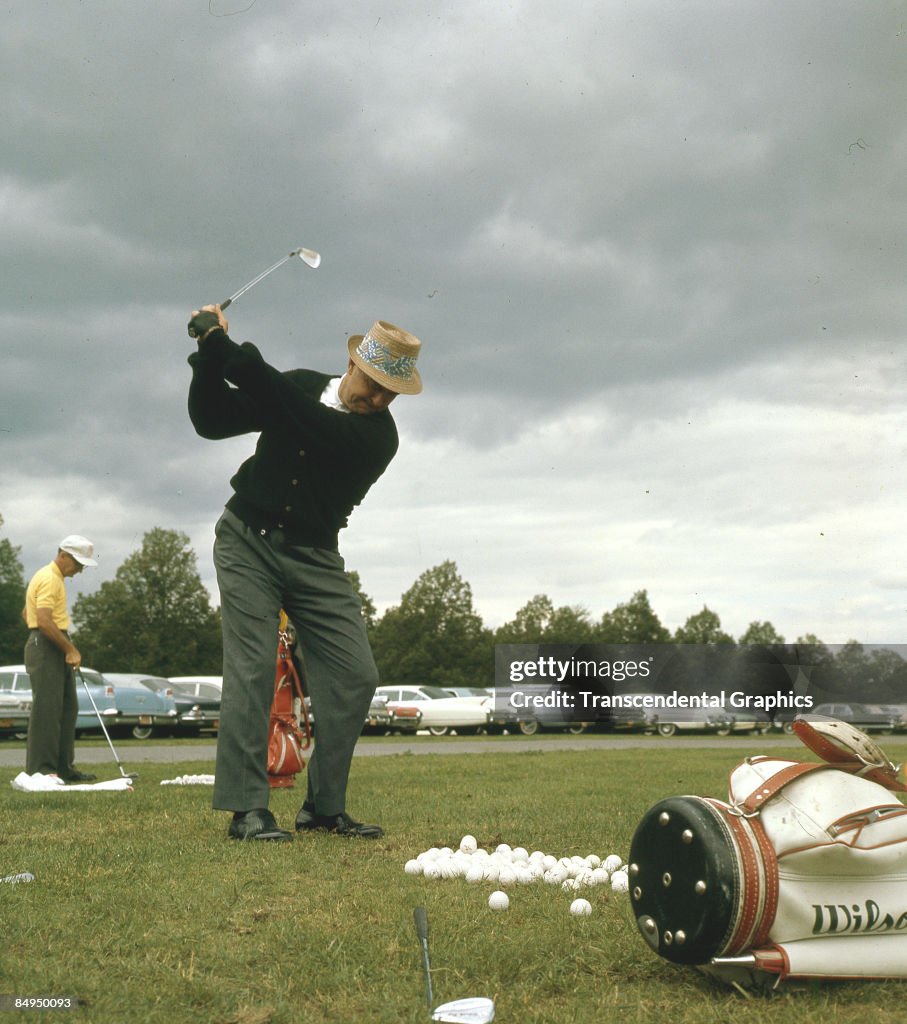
top-left (0, 719), bottom-right (13, 728)
top-left (138, 715), bottom-right (152, 725)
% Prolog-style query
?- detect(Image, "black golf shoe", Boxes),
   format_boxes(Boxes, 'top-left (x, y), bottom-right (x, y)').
top-left (295, 803), bottom-right (383, 838)
top-left (63, 770), bottom-right (97, 783)
top-left (228, 808), bottom-right (293, 842)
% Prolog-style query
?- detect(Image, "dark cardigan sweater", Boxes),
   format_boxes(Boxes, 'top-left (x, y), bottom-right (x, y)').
top-left (187, 328), bottom-right (398, 551)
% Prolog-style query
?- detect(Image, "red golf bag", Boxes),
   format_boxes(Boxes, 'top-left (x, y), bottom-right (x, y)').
top-left (267, 617), bottom-right (311, 789)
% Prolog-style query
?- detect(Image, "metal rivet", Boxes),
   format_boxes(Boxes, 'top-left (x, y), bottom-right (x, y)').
top-left (662, 873), bottom-right (672, 887)
top-left (633, 886), bottom-right (642, 899)
top-left (658, 812), bottom-right (671, 826)
top-left (664, 931), bottom-right (674, 945)
top-left (695, 880), bottom-right (707, 895)
top-left (629, 863), bottom-right (639, 877)
top-left (682, 829), bottom-right (694, 844)
top-left (675, 930), bottom-right (687, 945)
top-left (643, 917), bottom-right (656, 934)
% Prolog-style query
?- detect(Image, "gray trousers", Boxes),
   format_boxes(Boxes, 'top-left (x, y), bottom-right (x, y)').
top-left (24, 631), bottom-right (77, 776)
top-left (212, 509), bottom-right (378, 815)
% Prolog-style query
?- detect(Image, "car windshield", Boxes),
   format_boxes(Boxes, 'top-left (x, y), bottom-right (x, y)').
top-left (420, 686), bottom-right (455, 700)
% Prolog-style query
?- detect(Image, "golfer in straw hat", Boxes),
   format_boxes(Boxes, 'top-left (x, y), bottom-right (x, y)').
top-left (22, 535), bottom-right (99, 782)
top-left (187, 306), bottom-right (421, 841)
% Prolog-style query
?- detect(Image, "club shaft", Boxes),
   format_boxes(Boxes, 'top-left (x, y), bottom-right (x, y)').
top-left (78, 669), bottom-right (129, 779)
top-left (222, 252), bottom-right (296, 308)
top-left (413, 906), bottom-right (433, 1008)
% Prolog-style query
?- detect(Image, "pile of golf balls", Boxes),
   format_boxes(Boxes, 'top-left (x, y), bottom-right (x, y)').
top-left (403, 835), bottom-right (629, 915)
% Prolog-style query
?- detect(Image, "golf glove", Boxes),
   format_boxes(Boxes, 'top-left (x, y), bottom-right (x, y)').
top-left (188, 310), bottom-right (221, 339)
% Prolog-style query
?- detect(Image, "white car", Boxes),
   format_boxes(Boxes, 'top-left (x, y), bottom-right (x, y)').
top-left (375, 684), bottom-right (490, 736)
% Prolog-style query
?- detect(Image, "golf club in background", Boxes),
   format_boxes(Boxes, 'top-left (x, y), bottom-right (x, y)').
top-left (77, 668), bottom-right (138, 782)
top-left (413, 906), bottom-right (496, 1024)
top-left (187, 246), bottom-right (322, 336)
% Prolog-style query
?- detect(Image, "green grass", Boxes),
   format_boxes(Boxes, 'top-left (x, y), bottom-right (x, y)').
top-left (1, 740), bottom-right (906, 1023)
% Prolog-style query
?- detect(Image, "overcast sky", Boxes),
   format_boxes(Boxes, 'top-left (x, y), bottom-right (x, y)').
top-left (2, 1), bottom-right (906, 645)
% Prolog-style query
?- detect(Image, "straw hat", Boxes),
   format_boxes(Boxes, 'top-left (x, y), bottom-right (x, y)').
top-left (347, 321), bottom-right (422, 395)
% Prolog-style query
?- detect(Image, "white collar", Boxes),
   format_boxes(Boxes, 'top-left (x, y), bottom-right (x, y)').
top-left (320, 376), bottom-right (350, 413)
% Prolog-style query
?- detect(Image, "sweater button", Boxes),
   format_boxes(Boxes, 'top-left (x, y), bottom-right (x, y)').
top-left (291, 479), bottom-right (299, 486)
top-left (298, 449), bottom-right (306, 457)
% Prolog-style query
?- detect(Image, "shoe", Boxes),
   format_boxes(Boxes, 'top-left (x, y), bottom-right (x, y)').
top-left (228, 808), bottom-right (293, 842)
top-left (295, 803), bottom-right (383, 838)
top-left (63, 770), bottom-right (97, 782)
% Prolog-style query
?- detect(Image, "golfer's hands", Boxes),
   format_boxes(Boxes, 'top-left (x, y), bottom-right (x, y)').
top-left (65, 647), bottom-right (82, 669)
top-left (188, 304), bottom-right (229, 340)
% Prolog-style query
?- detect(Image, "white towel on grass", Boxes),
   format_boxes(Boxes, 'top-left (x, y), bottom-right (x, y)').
top-left (10, 771), bottom-right (133, 793)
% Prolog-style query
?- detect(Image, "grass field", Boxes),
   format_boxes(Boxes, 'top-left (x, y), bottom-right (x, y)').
top-left (1, 737), bottom-right (906, 1023)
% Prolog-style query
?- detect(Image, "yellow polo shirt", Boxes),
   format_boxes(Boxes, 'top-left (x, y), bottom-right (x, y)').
top-left (25, 561), bottom-right (71, 631)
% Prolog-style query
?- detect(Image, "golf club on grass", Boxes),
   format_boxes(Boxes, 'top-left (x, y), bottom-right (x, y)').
top-left (413, 906), bottom-right (495, 1024)
top-left (187, 246), bottom-right (322, 336)
top-left (77, 668), bottom-right (138, 782)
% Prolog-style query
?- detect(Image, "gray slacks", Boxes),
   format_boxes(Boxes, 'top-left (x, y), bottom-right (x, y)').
top-left (24, 631), bottom-right (77, 776)
top-left (212, 509), bottom-right (378, 814)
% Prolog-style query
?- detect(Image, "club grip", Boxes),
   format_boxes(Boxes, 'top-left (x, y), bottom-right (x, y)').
top-left (413, 905), bottom-right (429, 941)
top-left (220, 298), bottom-right (232, 311)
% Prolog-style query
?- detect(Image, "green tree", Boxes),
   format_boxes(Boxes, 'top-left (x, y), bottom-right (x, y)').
top-left (674, 606), bottom-right (734, 645)
top-left (494, 594), bottom-right (556, 643)
top-left (346, 570), bottom-right (377, 630)
top-left (71, 528), bottom-right (221, 676)
top-left (0, 515), bottom-right (26, 663)
top-left (597, 590), bottom-right (671, 643)
top-left (738, 621), bottom-right (785, 644)
top-left (371, 560), bottom-right (492, 687)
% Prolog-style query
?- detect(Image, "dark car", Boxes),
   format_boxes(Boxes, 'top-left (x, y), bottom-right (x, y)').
top-left (648, 704), bottom-right (725, 737)
top-left (810, 703), bottom-right (898, 734)
top-left (167, 680), bottom-right (221, 735)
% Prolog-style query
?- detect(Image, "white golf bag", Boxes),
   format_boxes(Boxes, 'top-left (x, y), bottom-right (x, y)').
top-left (628, 716), bottom-right (907, 989)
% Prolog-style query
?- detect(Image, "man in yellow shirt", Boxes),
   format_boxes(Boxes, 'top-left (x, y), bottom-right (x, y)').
top-left (23, 535), bottom-right (98, 780)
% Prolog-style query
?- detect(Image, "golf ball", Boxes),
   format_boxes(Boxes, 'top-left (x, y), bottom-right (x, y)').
top-left (404, 859), bottom-right (423, 875)
top-left (459, 834), bottom-right (478, 853)
top-left (488, 890), bottom-right (510, 911)
top-left (570, 898), bottom-right (593, 916)
top-left (611, 869), bottom-right (629, 893)
top-left (604, 854), bottom-right (623, 873)
top-left (423, 862), bottom-right (442, 880)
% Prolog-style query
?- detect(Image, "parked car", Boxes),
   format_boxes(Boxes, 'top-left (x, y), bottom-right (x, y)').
top-left (375, 685), bottom-right (490, 736)
top-left (810, 702), bottom-right (898, 734)
top-left (102, 673), bottom-right (180, 739)
top-left (595, 693), bottom-right (658, 733)
top-left (386, 704), bottom-right (423, 734)
top-left (167, 680), bottom-right (222, 735)
top-left (875, 704), bottom-right (907, 732)
top-left (648, 705), bottom-right (725, 737)
top-left (169, 675), bottom-right (223, 692)
top-left (0, 664), bottom-right (119, 736)
top-left (492, 686), bottom-right (588, 735)
top-left (361, 693), bottom-right (394, 734)
top-left (0, 691), bottom-right (31, 737)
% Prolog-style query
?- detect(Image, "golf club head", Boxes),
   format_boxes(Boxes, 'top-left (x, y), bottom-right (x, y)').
top-left (295, 247), bottom-right (321, 269)
top-left (431, 997), bottom-right (496, 1023)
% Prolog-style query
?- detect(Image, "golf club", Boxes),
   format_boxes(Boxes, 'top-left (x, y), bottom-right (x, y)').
top-left (187, 246), bottom-right (322, 336)
top-left (413, 906), bottom-right (495, 1024)
top-left (77, 668), bottom-right (138, 782)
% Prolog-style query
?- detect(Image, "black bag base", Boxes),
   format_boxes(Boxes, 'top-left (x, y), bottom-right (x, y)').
top-left (628, 796), bottom-right (740, 965)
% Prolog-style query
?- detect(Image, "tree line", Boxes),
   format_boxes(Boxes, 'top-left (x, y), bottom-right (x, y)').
top-left (1, 519), bottom-right (904, 696)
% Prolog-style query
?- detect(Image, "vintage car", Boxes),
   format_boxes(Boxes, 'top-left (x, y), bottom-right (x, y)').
top-left (0, 664), bottom-right (118, 736)
top-left (374, 685), bottom-right (490, 736)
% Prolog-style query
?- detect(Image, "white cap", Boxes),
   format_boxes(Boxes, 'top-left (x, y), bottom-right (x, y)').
top-left (59, 535), bottom-right (97, 567)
